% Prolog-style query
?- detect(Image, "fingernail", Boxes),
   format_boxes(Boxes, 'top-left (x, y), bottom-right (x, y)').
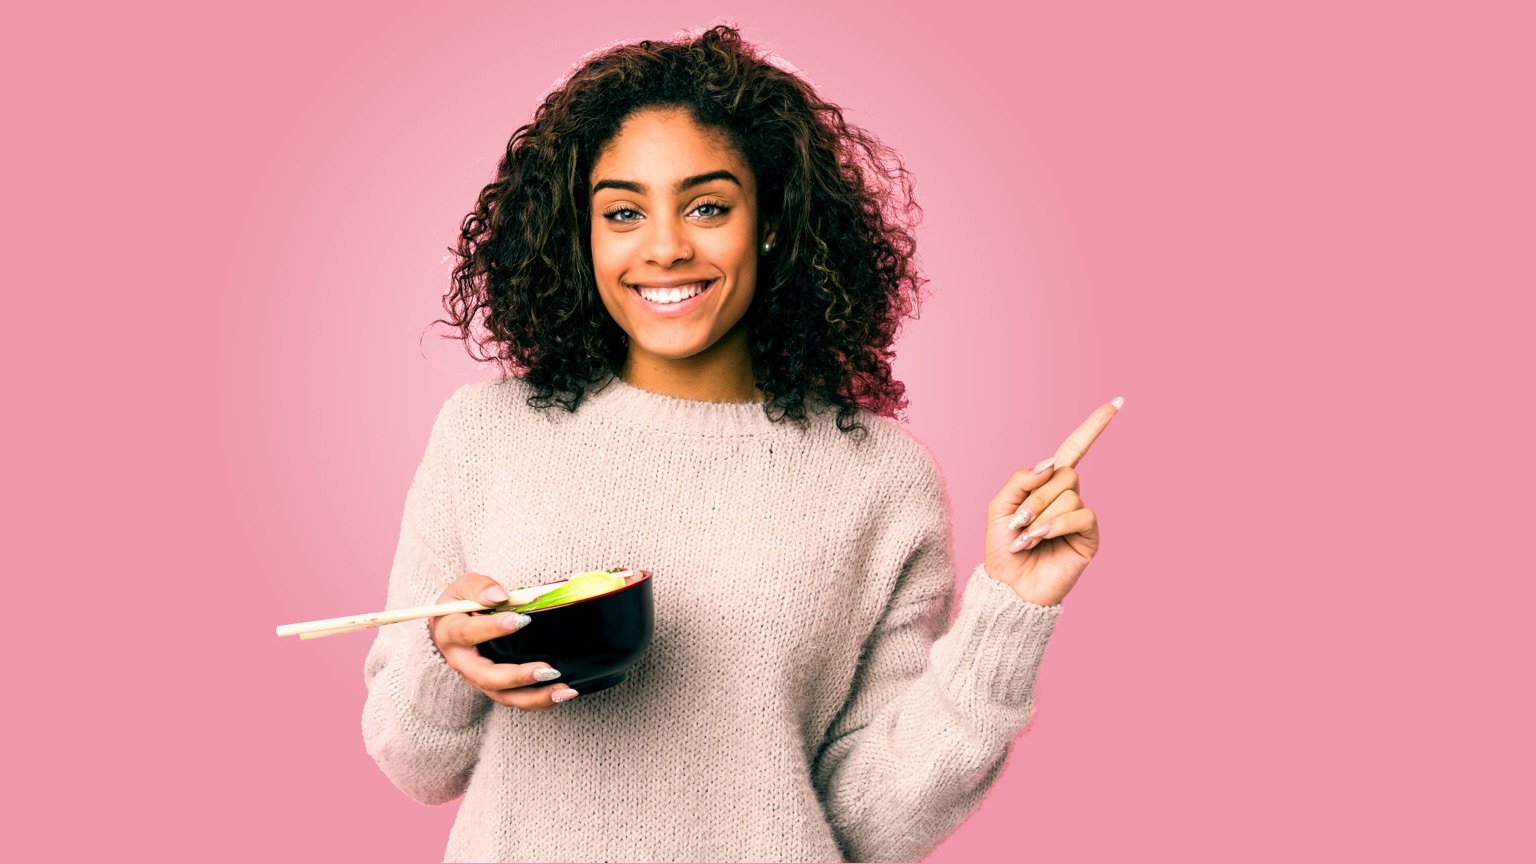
top-left (1008, 532), bottom-right (1032, 553)
top-left (533, 667), bottom-right (561, 682)
top-left (1032, 456), bottom-right (1056, 475)
top-left (551, 689), bottom-right (579, 703)
top-left (1008, 508), bottom-right (1033, 531)
top-left (480, 586), bottom-right (509, 605)
top-left (1111, 395), bottom-right (1125, 410)
top-left (1024, 521), bottom-right (1054, 542)
top-left (499, 612), bottom-right (532, 631)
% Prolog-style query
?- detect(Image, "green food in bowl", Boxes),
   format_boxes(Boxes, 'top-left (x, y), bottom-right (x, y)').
top-left (512, 569), bottom-right (628, 612)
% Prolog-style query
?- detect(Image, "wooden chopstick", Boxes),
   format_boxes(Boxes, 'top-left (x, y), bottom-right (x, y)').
top-left (298, 622), bottom-right (375, 640)
top-left (276, 598), bottom-right (496, 638)
top-left (276, 571), bottom-right (635, 640)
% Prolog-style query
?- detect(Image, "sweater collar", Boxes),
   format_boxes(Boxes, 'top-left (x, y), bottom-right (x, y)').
top-left (582, 373), bottom-right (803, 438)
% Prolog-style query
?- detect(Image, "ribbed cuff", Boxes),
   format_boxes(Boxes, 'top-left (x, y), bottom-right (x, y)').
top-left (403, 619), bottom-right (489, 729)
top-left (932, 563), bottom-right (1062, 711)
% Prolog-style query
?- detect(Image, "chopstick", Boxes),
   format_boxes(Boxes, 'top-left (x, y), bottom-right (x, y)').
top-left (275, 569), bottom-right (637, 640)
top-left (276, 597), bottom-right (504, 638)
top-left (299, 621), bottom-right (383, 641)
top-left (277, 587), bottom-right (548, 639)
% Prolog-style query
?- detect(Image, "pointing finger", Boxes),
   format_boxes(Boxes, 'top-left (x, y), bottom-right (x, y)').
top-left (1054, 396), bottom-right (1124, 469)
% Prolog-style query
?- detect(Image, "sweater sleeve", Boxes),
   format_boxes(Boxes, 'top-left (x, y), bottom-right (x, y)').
top-left (811, 454), bottom-right (1063, 863)
top-left (361, 387), bottom-right (492, 805)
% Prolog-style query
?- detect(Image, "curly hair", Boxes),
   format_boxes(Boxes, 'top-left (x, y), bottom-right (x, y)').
top-left (433, 23), bottom-right (928, 438)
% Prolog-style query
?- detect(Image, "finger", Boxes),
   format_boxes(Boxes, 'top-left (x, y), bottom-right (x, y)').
top-left (1054, 396), bottom-right (1124, 469)
top-left (1006, 466), bottom-right (1079, 530)
top-left (1008, 488), bottom-right (1082, 551)
top-left (439, 572), bottom-right (511, 607)
top-left (439, 609), bottom-right (534, 648)
top-left (471, 659), bottom-right (565, 692)
top-left (1014, 506), bottom-right (1098, 553)
top-left (444, 647), bottom-right (543, 693)
top-left (989, 465), bottom-right (1060, 521)
top-left (487, 682), bottom-right (580, 711)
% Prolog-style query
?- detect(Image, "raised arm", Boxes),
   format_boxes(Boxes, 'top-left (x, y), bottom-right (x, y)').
top-left (811, 456), bottom-right (1062, 862)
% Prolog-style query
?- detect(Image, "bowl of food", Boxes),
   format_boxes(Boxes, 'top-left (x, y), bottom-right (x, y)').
top-left (477, 567), bottom-right (654, 694)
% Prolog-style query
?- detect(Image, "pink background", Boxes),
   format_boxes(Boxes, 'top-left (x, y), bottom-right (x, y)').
top-left (8, 1), bottom-right (1531, 861)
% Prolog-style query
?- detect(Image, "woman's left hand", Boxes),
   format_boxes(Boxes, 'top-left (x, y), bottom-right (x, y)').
top-left (983, 397), bottom-right (1122, 607)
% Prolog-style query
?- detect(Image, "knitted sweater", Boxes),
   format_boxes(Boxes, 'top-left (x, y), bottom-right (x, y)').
top-left (361, 374), bottom-right (1063, 863)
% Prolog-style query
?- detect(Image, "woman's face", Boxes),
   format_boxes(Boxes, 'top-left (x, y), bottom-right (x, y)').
top-left (589, 108), bottom-right (772, 398)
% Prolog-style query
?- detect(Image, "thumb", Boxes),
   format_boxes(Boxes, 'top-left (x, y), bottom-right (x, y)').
top-left (441, 572), bottom-right (510, 606)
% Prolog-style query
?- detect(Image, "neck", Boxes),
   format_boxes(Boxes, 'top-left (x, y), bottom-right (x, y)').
top-left (620, 328), bottom-right (762, 403)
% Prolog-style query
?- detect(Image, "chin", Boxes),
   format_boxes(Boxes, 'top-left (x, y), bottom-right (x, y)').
top-left (630, 338), bottom-right (720, 362)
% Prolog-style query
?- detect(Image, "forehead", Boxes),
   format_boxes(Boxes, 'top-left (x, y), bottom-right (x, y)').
top-left (590, 109), bottom-right (752, 191)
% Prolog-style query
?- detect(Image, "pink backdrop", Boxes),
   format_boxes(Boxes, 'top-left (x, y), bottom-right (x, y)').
top-left (9, 1), bottom-right (1531, 861)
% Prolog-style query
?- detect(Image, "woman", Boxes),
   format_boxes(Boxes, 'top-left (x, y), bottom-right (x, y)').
top-left (362, 24), bottom-right (1115, 863)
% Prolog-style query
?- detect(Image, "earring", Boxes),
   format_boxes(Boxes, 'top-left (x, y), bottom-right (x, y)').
top-left (762, 241), bottom-right (774, 253)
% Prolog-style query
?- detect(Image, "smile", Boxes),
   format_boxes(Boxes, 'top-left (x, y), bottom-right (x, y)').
top-left (626, 279), bottom-right (715, 305)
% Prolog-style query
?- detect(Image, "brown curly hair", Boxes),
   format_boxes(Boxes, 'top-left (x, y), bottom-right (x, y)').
top-left (432, 23), bottom-right (928, 438)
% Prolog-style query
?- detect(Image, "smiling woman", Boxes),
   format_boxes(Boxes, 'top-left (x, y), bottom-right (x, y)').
top-left (588, 110), bottom-right (771, 402)
top-left (433, 23), bottom-right (927, 438)
top-left (364, 21), bottom-right (1107, 864)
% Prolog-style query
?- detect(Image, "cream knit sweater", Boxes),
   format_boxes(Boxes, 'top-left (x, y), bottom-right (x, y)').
top-left (362, 374), bottom-right (1062, 863)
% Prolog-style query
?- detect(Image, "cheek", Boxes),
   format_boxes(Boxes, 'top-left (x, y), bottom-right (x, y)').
top-left (588, 234), bottom-right (621, 281)
top-left (708, 232), bottom-right (758, 274)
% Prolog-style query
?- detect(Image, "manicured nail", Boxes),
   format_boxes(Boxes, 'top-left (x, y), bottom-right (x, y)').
top-left (499, 612), bottom-right (532, 631)
top-left (1031, 456), bottom-right (1056, 475)
top-left (1011, 522), bottom-right (1055, 552)
top-left (533, 667), bottom-right (561, 682)
top-left (1111, 395), bottom-right (1125, 410)
top-left (480, 585), bottom-right (509, 604)
top-left (1008, 508), bottom-right (1033, 531)
top-left (551, 689), bottom-right (579, 703)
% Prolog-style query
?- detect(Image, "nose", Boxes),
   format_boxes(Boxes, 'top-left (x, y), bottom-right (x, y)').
top-left (644, 213), bottom-right (693, 266)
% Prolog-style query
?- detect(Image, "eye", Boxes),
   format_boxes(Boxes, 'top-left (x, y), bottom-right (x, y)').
top-left (691, 201), bottom-right (731, 219)
top-left (602, 207), bottom-right (641, 223)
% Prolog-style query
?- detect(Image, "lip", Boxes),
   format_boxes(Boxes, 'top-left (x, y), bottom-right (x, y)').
top-left (628, 278), bottom-right (716, 316)
top-left (628, 277), bottom-right (715, 289)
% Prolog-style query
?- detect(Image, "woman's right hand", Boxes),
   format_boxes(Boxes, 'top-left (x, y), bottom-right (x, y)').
top-left (428, 572), bottom-right (579, 711)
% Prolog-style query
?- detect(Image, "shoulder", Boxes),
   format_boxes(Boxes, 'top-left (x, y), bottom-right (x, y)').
top-left (814, 401), bottom-right (941, 471)
top-left (437, 374), bottom-right (544, 420)
top-left (810, 406), bottom-right (948, 507)
top-left (444, 374), bottom-right (537, 407)
top-left (426, 375), bottom-right (548, 448)
top-left (871, 416), bottom-right (948, 508)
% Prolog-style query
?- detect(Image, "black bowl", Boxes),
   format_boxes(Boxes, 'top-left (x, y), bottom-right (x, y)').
top-left (477, 569), bottom-right (653, 694)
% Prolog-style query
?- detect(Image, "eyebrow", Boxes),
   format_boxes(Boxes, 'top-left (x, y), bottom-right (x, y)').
top-left (591, 169), bottom-right (742, 197)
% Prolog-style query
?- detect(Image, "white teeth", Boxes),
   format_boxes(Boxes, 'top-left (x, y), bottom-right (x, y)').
top-left (636, 281), bottom-right (708, 304)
